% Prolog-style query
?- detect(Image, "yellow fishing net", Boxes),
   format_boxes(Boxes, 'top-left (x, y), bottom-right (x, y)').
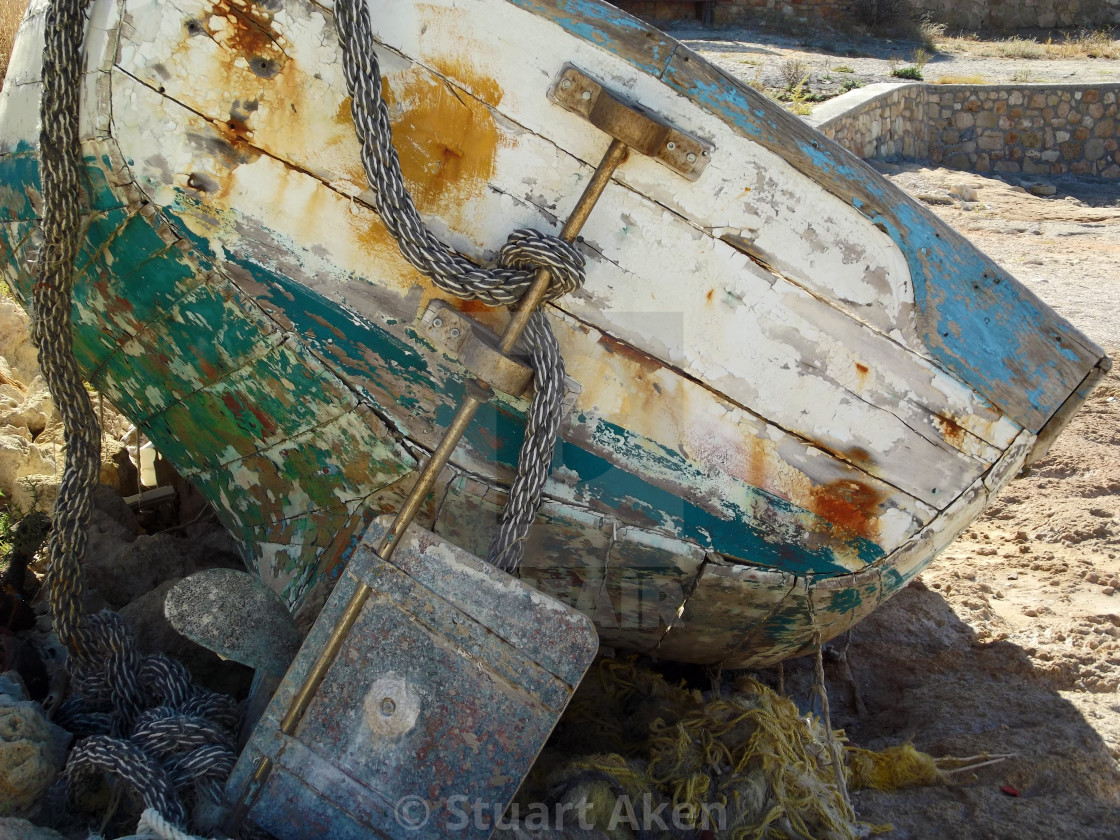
top-left (519, 658), bottom-right (951, 839)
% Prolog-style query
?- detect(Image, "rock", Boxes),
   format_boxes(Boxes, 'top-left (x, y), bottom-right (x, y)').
top-left (950, 183), bottom-right (978, 201)
top-left (0, 377), bottom-right (52, 439)
top-left (82, 531), bottom-right (238, 611)
top-left (120, 579), bottom-right (253, 698)
top-left (0, 695), bottom-right (60, 813)
top-left (917, 192), bottom-right (953, 206)
top-left (0, 303), bottom-right (43, 386)
top-left (1028, 183), bottom-right (1058, 197)
top-left (0, 819), bottom-right (68, 840)
top-left (0, 435), bottom-right (57, 508)
top-left (166, 569), bottom-right (301, 677)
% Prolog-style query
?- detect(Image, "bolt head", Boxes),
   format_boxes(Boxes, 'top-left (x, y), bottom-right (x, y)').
top-left (450, 327), bottom-right (461, 338)
top-left (686, 152), bottom-right (697, 163)
top-left (666, 141), bottom-right (677, 151)
top-left (432, 317), bottom-right (443, 327)
top-left (560, 78), bottom-right (573, 90)
top-left (581, 90), bottom-right (592, 101)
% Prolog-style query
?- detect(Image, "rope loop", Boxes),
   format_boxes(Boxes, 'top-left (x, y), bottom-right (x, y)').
top-left (497, 229), bottom-right (587, 303)
top-left (334, 0), bottom-right (586, 570)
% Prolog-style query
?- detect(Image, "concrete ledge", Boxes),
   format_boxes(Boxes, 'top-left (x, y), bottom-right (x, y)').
top-left (806, 83), bottom-right (918, 130)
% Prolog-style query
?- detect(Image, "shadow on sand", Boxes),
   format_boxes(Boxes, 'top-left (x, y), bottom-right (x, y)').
top-left (766, 579), bottom-right (1120, 839)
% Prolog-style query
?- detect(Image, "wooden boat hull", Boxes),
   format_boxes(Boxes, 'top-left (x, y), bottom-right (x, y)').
top-left (0, 0), bottom-right (1107, 667)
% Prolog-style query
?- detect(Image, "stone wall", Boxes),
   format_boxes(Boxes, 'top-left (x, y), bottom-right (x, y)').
top-left (615, 0), bottom-right (1120, 28)
top-left (921, 0), bottom-right (1120, 30)
top-left (807, 83), bottom-right (928, 161)
top-left (807, 82), bottom-right (1120, 178)
top-left (928, 85), bottom-right (1120, 178)
top-left (615, 1), bottom-right (855, 25)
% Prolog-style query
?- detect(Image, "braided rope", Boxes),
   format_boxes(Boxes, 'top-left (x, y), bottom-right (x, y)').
top-left (334, 0), bottom-right (581, 572)
top-left (37, 3), bottom-right (241, 828)
top-left (37, 0), bottom-right (98, 658)
top-left (67, 735), bottom-right (187, 827)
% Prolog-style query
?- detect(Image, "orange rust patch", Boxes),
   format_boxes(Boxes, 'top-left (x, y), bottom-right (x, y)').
top-left (706, 289), bottom-right (714, 302)
top-left (846, 446), bottom-right (874, 466)
top-left (595, 332), bottom-right (663, 375)
top-left (204, 0), bottom-right (285, 66)
top-left (935, 414), bottom-right (968, 447)
top-left (380, 62), bottom-right (505, 232)
top-left (809, 479), bottom-right (884, 541)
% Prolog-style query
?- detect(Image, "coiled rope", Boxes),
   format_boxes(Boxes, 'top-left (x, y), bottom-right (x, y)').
top-left (334, 0), bottom-right (583, 572)
top-left (37, 0), bottom-right (237, 830)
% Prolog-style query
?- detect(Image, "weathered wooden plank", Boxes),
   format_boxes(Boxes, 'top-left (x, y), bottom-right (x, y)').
top-left (594, 525), bottom-right (705, 652)
top-left (89, 277), bottom-right (285, 422)
top-left (106, 54), bottom-right (941, 572)
top-left (372, 0), bottom-right (1017, 447)
top-left (654, 557), bottom-right (797, 665)
top-left (232, 518), bottom-right (596, 840)
top-left (657, 46), bottom-right (1103, 432)
top-left (111, 0), bottom-right (1026, 498)
top-left (140, 340), bottom-right (359, 471)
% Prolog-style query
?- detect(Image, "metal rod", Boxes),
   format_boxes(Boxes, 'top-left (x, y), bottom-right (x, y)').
top-left (234, 137), bottom-right (631, 822)
top-left (499, 138), bottom-right (627, 355)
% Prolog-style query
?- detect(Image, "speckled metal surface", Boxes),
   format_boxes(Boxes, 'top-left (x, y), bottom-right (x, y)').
top-left (227, 516), bottom-right (598, 839)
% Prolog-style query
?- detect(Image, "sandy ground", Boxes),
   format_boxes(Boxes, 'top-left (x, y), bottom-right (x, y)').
top-left (762, 167), bottom-right (1120, 838)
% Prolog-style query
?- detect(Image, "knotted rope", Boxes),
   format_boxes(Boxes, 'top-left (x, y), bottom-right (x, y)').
top-left (37, 0), bottom-right (238, 829)
top-left (334, 0), bottom-right (583, 572)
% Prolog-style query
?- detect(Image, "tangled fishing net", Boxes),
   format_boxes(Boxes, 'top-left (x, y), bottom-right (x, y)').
top-left (516, 658), bottom-right (966, 840)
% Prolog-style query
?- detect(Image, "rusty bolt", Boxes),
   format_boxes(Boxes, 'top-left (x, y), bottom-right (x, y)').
top-left (380, 697), bottom-right (397, 716)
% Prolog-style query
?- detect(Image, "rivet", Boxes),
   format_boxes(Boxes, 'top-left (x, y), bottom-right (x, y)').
top-left (581, 90), bottom-right (592, 101)
top-left (380, 697), bottom-right (397, 716)
top-left (686, 152), bottom-right (697, 163)
top-left (560, 78), bottom-right (573, 90)
top-left (666, 141), bottom-right (677, 151)
top-left (432, 317), bottom-right (443, 327)
top-left (450, 327), bottom-right (461, 338)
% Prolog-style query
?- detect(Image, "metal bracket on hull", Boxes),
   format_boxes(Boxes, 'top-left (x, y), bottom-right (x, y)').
top-left (419, 300), bottom-right (534, 396)
top-left (549, 64), bottom-right (714, 180)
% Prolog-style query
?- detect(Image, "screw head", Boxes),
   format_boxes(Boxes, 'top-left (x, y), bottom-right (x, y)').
top-left (666, 141), bottom-right (677, 151)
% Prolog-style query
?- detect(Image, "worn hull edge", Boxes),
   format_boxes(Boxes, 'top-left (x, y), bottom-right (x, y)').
top-left (509, 0), bottom-right (1108, 434)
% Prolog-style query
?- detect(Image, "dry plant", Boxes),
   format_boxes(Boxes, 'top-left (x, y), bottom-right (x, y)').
top-left (938, 28), bottom-right (1120, 61)
top-left (1, 0), bottom-right (28, 90)
top-left (934, 74), bottom-right (987, 85)
top-left (777, 56), bottom-right (810, 91)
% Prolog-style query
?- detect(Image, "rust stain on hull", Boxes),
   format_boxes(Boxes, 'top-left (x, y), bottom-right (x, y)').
top-left (381, 61), bottom-right (506, 233)
top-left (809, 479), bottom-right (885, 542)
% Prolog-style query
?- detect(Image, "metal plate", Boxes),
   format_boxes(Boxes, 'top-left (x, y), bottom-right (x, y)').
top-left (548, 64), bottom-right (713, 180)
top-left (228, 516), bottom-right (599, 839)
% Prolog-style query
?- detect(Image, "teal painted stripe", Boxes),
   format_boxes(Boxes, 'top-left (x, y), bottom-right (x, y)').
top-left (165, 213), bottom-right (876, 575)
